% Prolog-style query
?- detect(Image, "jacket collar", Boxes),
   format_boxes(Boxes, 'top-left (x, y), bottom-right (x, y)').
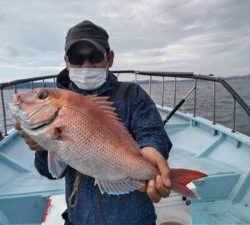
top-left (56, 68), bottom-right (118, 95)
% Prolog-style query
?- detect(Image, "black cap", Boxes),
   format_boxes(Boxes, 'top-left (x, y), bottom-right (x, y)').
top-left (65, 20), bottom-right (110, 54)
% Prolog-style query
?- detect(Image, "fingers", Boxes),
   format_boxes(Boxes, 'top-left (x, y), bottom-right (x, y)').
top-left (16, 125), bottom-right (42, 151)
top-left (156, 157), bottom-right (171, 188)
top-left (154, 156), bottom-right (171, 199)
top-left (139, 183), bottom-right (147, 192)
top-left (19, 130), bottom-right (30, 140)
top-left (25, 138), bottom-right (42, 151)
top-left (140, 147), bottom-right (172, 202)
top-left (141, 147), bottom-right (171, 187)
top-left (155, 175), bottom-right (171, 198)
top-left (23, 135), bottom-right (42, 151)
top-left (29, 143), bottom-right (42, 151)
top-left (22, 134), bottom-right (41, 151)
top-left (14, 121), bottom-right (21, 130)
top-left (147, 179), bottom-right (161, 203)
top-left (147, 175), bottom-right (171, 203)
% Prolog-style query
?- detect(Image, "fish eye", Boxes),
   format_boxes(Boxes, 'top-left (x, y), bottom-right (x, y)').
top-left (36, 89), bottom-right (48, 100)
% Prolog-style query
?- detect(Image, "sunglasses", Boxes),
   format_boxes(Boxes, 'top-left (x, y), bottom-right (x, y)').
top-left (67, 50), bottom-right (107, 65)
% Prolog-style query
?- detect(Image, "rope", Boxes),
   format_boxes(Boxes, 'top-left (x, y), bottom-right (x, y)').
top-left (68, 171), bottom-right (81, 207)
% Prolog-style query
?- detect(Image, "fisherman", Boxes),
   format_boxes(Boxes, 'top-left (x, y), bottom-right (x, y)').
top-left (16, 20), bottom-right (172, 225)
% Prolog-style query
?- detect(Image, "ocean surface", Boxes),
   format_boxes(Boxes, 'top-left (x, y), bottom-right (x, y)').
top-left (0, 75), bottom-right (250, 136)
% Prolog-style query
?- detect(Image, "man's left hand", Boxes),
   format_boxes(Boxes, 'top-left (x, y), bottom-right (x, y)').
top-left (140, 147), bottom-right (171, 203)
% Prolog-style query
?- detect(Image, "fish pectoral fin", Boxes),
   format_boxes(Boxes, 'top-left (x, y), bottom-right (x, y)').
top-left (95, 179), bottom-right (145, 195)
top-left (48, 151), bottom-right (67, 178)
top-left (47, 125), bottom-right (71, 141)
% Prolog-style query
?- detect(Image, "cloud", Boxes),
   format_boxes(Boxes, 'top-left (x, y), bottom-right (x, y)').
top-left (0, 0), bottom-right (249, 82)
top-left (0, 44), bottom-right (21, 58)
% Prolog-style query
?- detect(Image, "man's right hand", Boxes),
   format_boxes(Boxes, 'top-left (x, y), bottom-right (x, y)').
top-left (15, 122), bottom-right (42, 151)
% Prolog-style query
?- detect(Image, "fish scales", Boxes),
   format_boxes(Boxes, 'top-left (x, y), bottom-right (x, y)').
top-left (23, 91), bottom-right (155, 182)
top-left (55, 107), bottom-right (137, 180)
top-left (9, 88), bottom-right (207, 196)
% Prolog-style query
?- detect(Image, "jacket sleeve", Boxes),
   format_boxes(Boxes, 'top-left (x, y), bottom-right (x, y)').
top-left (34, 150), bottom-right (68, 179)
top-left (129, 84), bottom-right (172, 159)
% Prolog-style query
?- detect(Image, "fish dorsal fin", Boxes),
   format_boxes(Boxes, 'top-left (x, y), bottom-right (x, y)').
top-left (87, 95), bottom-right (141, 155)
top-left (90, 96), bottom-right (117, 113)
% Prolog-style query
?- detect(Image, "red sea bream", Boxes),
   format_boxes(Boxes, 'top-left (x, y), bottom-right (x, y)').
top-left (9, 88), bottom-right (206, 197)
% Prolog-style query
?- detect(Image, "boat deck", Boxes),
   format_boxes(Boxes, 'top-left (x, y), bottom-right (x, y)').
top-left (1, 107), bottom-right (250, 225)
top-left (161, 107), bottom-right (250, 224)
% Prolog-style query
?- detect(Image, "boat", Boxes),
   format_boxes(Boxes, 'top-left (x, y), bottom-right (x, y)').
top-left (0, 70), bottom-right (250, 225)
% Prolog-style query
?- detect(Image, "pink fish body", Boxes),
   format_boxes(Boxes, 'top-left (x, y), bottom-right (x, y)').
top-left (9, 88), bottom-right (206, 197)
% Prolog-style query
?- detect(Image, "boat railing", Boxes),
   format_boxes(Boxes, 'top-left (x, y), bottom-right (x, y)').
top-left (0, 75), bottom-right (57, 137)
top-left (0, 71), bottom-right (249, 137)
top-left (113, 70), bottom-right (250, 134)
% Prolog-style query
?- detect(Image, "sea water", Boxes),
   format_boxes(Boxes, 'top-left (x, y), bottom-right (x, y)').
top-left (0, 76), bottom-right (249, 136)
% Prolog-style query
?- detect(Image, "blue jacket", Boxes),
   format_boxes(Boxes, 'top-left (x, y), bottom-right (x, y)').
top-left (35, 69), bottom-right (172, 225)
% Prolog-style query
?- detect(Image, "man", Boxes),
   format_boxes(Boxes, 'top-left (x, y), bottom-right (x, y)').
top-left (17, 20), bottom-right (172, 225)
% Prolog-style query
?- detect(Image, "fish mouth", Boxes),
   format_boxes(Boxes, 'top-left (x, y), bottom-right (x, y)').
top-left (9, 103), bottom-right (60, 131)
top-left (25, 109), bottom-right (59, 130)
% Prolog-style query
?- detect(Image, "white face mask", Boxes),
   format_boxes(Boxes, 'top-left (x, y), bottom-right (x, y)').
top-left (68, 67), bottom-right (107, 90)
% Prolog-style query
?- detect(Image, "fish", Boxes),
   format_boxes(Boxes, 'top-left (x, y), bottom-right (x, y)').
top-left (9, 88), bottom-right (207, 198)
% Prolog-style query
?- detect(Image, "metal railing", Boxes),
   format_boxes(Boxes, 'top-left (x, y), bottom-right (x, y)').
top-left (0, 71), bottom-right (250, 137)
top-left (113, 70), bottom-right (250, 133)
top-left (0, 75), bottom-right (56, 136)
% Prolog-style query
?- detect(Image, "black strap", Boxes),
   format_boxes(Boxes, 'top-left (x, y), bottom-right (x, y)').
top-left (62, 210), bottom-right (72, 225)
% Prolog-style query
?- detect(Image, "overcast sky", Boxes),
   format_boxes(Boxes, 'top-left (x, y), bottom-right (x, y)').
top-left (0, 0), bottom-right (250, 82)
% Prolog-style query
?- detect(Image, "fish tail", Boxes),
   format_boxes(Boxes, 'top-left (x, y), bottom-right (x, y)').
top-left (170, 168), bottom-right (207, 199)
